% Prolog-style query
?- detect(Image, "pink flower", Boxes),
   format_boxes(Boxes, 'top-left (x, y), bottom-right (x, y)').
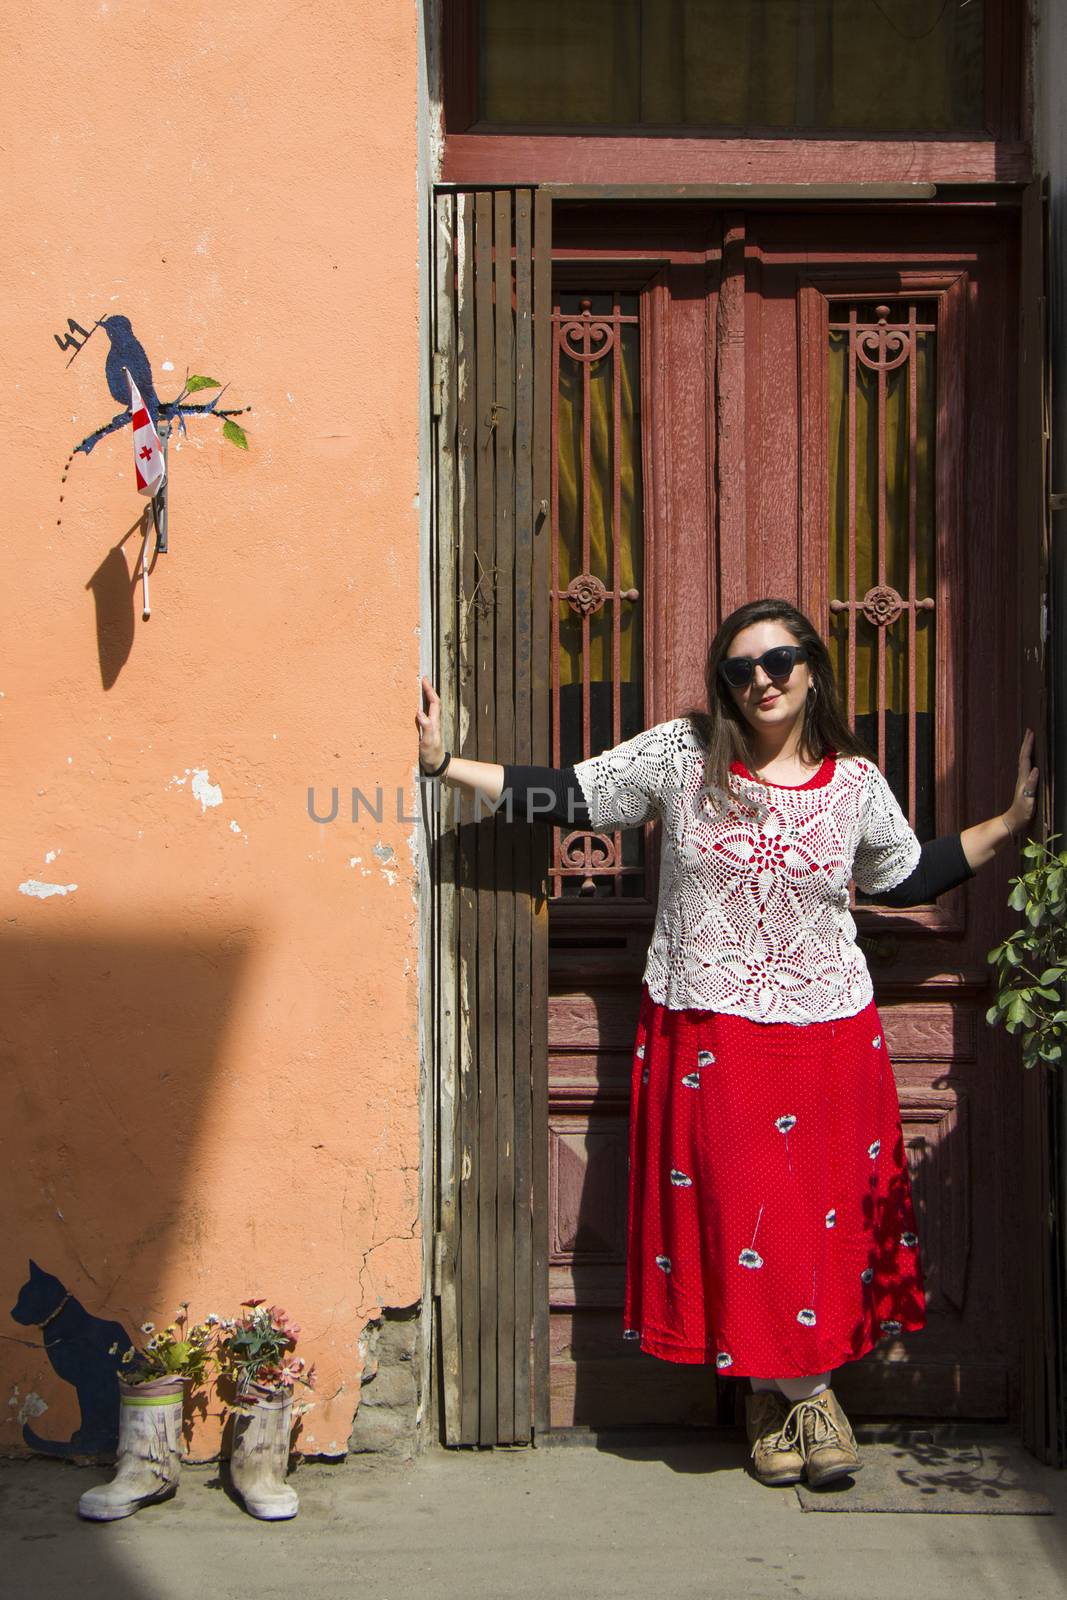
top-left (269, 1306), bottom-right (301, 1339)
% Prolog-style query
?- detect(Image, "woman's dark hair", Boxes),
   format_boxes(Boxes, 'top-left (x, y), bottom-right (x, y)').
top-left (679, 597), bottom-right (876, 816)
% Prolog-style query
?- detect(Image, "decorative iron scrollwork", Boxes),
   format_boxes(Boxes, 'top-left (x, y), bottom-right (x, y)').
top-left (562, 573), bottom-right (640, 617)
top-left (854, 304), bottom-right (913, 373)
top-left (559, 829), bottom-right (619, 895)
top-left (861, 585), bottom-right (905, 627)
top-left (559, 298), bottom-right (616, 364)
top-left (830, 586), bottom-right (935, 627)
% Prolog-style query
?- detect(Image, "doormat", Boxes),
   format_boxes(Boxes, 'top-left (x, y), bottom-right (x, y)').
top-left (795, 1439), bottom-right (1053, 1513)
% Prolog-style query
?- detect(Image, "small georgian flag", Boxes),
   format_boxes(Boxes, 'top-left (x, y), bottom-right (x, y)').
top-left (124, 367), bottom-right (166, 497)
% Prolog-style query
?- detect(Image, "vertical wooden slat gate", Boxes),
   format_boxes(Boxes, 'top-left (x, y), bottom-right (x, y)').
top-left (429, 187), bottom-right (554, 1445)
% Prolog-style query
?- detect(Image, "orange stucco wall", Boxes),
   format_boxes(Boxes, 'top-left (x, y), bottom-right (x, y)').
top-left (1, 1), bottom-right (422, 1456)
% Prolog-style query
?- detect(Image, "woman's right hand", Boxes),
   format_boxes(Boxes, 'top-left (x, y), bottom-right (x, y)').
top-left (416, 676), bottom-right (446, 771)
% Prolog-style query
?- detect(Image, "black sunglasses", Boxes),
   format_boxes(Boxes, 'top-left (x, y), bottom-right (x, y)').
top-left (717, 644), bottom-right (809, 690)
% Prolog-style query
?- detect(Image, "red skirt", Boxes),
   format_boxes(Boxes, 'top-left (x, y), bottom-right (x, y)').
top-left (622, 983), bottom-right (926, 1377)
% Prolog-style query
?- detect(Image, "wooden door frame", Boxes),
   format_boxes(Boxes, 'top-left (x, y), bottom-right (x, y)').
top-left (429, 185), bottom-right (1061, 1457)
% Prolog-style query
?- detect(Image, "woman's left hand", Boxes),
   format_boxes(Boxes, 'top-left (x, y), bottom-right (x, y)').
top-left (1002, 728), bottom-right (1040, 838)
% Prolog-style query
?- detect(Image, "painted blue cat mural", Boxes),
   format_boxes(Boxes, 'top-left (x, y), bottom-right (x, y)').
top-left (9, 1261), bottom-right (130, 1457)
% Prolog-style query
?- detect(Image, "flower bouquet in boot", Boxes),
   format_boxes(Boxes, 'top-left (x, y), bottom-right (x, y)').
top-left (216, 1299), bottom-right (315, 1521)
top-left (78, 1304), bottom-right (212, 1521)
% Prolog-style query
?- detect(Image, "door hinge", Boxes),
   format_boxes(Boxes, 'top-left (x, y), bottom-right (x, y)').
top-left (432, 352), bottom-right (445, 419)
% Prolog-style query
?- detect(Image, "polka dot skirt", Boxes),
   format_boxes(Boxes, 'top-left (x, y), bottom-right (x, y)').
top-left (622, 982), bottom-right (926, 1377)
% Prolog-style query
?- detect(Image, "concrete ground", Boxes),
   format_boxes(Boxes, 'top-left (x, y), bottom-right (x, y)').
top-left (3, 1431), bottom-right (1066, 1600)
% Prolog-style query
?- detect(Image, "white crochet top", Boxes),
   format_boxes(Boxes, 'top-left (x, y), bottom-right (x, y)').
top-left (571, 716), bottom-right (923, 1025)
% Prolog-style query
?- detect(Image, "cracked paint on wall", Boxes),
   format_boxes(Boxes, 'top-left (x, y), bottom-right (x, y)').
top-left (167, 768), bottom-right (224, 811)
top-left (8, 1389), bottom-right (49, 1427)
top-left (191, 770), bottom-right (223, 811)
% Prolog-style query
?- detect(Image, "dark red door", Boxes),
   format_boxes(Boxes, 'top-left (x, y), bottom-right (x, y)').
top-left (545, 203), bottom-right (1022, 1426)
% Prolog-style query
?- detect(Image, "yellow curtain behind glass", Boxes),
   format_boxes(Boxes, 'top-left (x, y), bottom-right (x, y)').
top-left (556, 322), bottom-right (643, 689)
top-left (827, 321), bottom-right (935, 717)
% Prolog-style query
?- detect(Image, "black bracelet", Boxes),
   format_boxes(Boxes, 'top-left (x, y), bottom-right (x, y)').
top-left (420, 750), bottom-right (451, 779)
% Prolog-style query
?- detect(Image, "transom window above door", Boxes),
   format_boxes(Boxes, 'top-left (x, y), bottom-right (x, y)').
top-left (475, 0), bottom-right (989, 134)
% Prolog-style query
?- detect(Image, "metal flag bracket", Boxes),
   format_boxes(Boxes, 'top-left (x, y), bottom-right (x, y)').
top-left (141, 420), bottom-right (169, 620)
top-left (151, 420), bottom-right (169, 556)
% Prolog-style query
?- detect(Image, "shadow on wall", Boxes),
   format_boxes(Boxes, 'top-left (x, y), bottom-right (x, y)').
top-left (0, 927), bottom-right (253, 1462)
top-left (84, 512), bottom-right (158, 691)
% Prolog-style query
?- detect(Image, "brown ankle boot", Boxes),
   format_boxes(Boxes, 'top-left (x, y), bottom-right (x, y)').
top-left (779, 1388), bottom-right (862, 1486)
top-left (744, 1391), bottom-right (805, 1485)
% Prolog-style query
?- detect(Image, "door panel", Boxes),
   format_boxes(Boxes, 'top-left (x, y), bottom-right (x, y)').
top-left (546, 203), bottom-right (1021, 1425)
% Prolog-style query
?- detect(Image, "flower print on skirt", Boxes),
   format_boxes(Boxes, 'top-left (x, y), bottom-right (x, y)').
top-left (622, 982), bottom-right (926, 1377)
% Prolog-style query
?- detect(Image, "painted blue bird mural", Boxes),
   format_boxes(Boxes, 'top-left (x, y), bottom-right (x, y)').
top-left (55, 308), bottom-right (253, 597)
top-left (54, 309), bottom-right (252, 460)
top-left (99, 315), bottom-right (160, 430)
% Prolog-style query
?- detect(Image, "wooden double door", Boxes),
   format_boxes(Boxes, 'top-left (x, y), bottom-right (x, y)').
top-left (544, 201), bottom-right (1024, 1426)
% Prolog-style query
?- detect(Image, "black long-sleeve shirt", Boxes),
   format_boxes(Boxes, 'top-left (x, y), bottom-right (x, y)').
top-left (499, 762), bottom-right (975, 907)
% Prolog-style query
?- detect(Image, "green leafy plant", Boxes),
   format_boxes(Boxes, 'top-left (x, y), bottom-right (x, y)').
top-left (112, 1302), bottom-right (214, 1386)
top-left (986, 832), bottom-right (1067, 1069)
top-left (215, 1299), bottom-right (316, 1400)
top-left (178, 374), bottom-right (249, 448)
top-left (222, 417), bottom-right (248, 449)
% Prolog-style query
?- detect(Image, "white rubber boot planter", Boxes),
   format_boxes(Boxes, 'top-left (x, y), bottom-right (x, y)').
top-left (230, 1385), bottom-right (299, 1520)
top-left (78, 1378), bottom-right (184, 1521)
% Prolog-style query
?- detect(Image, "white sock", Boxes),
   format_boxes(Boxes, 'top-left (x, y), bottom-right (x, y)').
top-left (775, 1372), bottom-right (831, 1402)
top-left (749, 1377), bottom-right (779, 1393)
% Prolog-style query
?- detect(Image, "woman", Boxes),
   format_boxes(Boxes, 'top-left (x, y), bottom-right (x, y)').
top-left (415, 597), bottom-right (1039, 1487)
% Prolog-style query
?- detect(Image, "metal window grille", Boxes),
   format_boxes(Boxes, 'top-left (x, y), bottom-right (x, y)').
top-left (828, 299), bottom-right (938, 839)
top-left (550, 292), bottom-right (647, 897)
